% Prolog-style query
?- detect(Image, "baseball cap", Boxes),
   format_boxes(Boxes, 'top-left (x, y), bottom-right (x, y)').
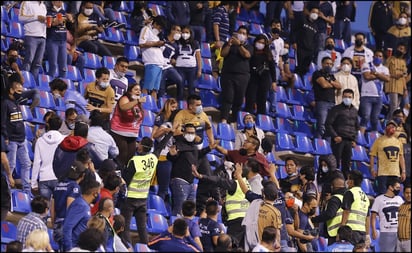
top-left (67, 160), bottom-right (86, 179)
top-left (386, 120), bottom-right (398, 128)
top-left (99, 159), bottom-right (118, 173)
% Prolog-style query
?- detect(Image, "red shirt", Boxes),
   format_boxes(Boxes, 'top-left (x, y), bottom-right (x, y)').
top-left (91, 188), bottom-right (114, 224)
top-left (226, 150), bottom-right (270, 177)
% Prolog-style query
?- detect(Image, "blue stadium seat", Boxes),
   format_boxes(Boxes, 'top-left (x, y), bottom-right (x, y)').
top-left (130, 216), bottom-right (137, 231)
top-left (83, 68), bottom-right (96, 83)
top-left (124, 45), bottom-right (142, 62)
top-left (312, 138), bottom-right (332, 155)
top-left (201, 57), bottom-right (212, 74)
top-left (236, 111), bottom-right (249, 130)
top-left (302, 73), bottom-right (313, 91)
top-left (148, 3), bottom-right (165, 16)
top-left (207, 153), bottom-right (222, 167)
top-left (308, 62), bottom-right (317, 74)
top-left (10, 189), bottom-right (31, 214)
top-left (273, 117), bottom-right (294, 134)
top-left (117, 1), bottom-right (131, 12)
top-left (37, 73), bottom-right (52, 91)
top-left (1, 221), bottom-right (17, 245)
top-left (287, 88), bottom-right (306, 106)
top-left (273, 86), bottom-right (288, 103)
top-left (256, 114), bottom-right (276, 132)
top-left (1, 20), bottom-right (8, 36)
top-left (38, 90), bottom-right (56, 109)
top-left (316, 237), bottom-right (328, 252)
top-left (216, 122), bottom-right (236, 141)
top-left (113, 11), bottom-right (128, 25)
top-left (24, 122), bottom-right (34, 142)
top-left (249, 22), bottom-right (264, 35)
top-left (249, 10), bottom-right (265, 24)
top-left (7, 21), bottom-right (24, 39)
top-left (147, 194), bottom-right (169, 217)
top-left (21, 70), bottom-right (36, 89)
top-left (141, 95), bottom-right (159, 113)
top-left (200, 42), bottom-right (212, 58)
top-left (351, 161), bottom-right (372, 179)
top-left (294, 133), bottom-right (314, 154)
top-left (276, 165), bottom-right (288, 179)
top-left (1, 37), bottom-right (8, 51)
top-left (124, 29), bottom-right (139, 46)
top-left (356, 130), bottom-right (368, 147)
top-left (104, 27), bottom-right (125, 44)
top-left (235, 19), bottom-right (248, 31)
top-left (294, 120), bottom-right (314, 138)
top-left (142, 110), bottom-right (156, 127)
top-left (274, 102), bottom-right (292, 119)
top-left (32, 107), bottom-right (51, 125)
top-left (146, 213), bottom-right (168, 234)
top-left (365, 131), bottom-right (381, 148)
top-left (196, 73), bottom-right (220, 92)
top-left (291, 105), bottom-right (307, 121)
top-left (334, 39), bottom-right (347, 53)
top-left (61, 78), bottom-right (76, 91)
top-left (293, 74), bottom-right (305, 90)
top-left (54, 96), bottom-right (66, 112)
top-left (275, 132), bottom-right (295, 151)
top-left (20, 105), bottom-right (34, 122)
top-left (9, 7), bottom-right (19, 22)
top-left (66, 65), bottom-right (83, 82)
top-left (101, 55), bottom-right (116, 69)
top-left (1, 6), bottom-right (9, 23)
top-left (266, 151), bottom-right (276, 163)
top-left (134, 243), bottom-right (153, 252)
top-left (199, 89), bottom-right (219, 108)
top-left (84, 52), bottom-right (102, 69)
top-left (178, 100), bottom-right (187, 109)
top-left (361, 178), bottom-right (376, 197)
top-left (237, 8), bottom-right (251, 22)
top-left (48, 228), bottom-right (59, 251)
top-left (288, 58), bottom-right (296, 72)
top-left (220, 140), bottom-right (235, 151)
top-left (137, 126), bottom-right (153, 141)
top-left (352, 145), bottom-right (370, 162)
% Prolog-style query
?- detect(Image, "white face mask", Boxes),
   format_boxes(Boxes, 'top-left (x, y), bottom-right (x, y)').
top-left (310, 13), bottom-right (318, 21)
top-left (116, 71), bottom-right (125, 78)
top-left (341, 64), bottom-right (351, 72)
top-left (131, 95), bottom-right (140, 100)
top-left (342, 97), bottom-right (352, 106)
top-left (398, 17), bottom-right (407, 25)
top-left (321, 166), bottom-right (329, 173)
top-left (181, 33), bottom-right (190, 40)
top-left (255, 42), bottom-right (265, 50)
top-left (152, 28), bottom-right (160, 36)
top-left (84, 8), bottom-right (93, 16)
top-left (100, 81), bottom-right (110, 89)
top-left (173, 33), bottom-right (181, 41)
top-left (237, 34), bottom-right (247, 43)
top-left (184, 133), bottom-right (196, 142)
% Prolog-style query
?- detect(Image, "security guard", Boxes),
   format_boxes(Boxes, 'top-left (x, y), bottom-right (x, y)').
top-left (120, 137), bottom-right (158, 245)
top-left (340, 170), bottom-right (370, 245)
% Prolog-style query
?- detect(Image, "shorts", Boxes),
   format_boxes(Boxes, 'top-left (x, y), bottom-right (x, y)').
top-left (143, 64), bottom-right (162, 91)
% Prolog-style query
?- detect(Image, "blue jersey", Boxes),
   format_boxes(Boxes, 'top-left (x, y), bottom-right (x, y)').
top-left (199, 217), bottom-right (221, 252)
top-left (52, 179), bottom-right (81, 221)
top-left (326, 241), bottom-right (354, 252)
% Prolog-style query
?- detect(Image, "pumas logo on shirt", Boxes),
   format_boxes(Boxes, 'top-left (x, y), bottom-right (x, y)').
top-left (383, 146), bottom-right (400, 161)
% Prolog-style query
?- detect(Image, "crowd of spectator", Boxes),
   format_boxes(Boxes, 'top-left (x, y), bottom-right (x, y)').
top-left (1, 1), bottom-right (411, 252)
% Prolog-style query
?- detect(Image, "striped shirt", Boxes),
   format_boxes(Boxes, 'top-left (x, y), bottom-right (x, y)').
top-left (17, 212), bottom-right (48, 245)
top-left (212, 5), bottom-right (230, 42)
top-left (397, 202), bottom-right (411, 240)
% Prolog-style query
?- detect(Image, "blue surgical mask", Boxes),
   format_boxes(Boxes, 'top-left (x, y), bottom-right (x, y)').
top-left (195, 105), bottom-right (203, 114)
top-left (323, 66), bottom-right (332, 73)
top-left (373, 57), bottom-right (382, 65)
top-left (342, 98), bottom-right (352, 106)
top-left (245, 122), bottom-right (254, 129)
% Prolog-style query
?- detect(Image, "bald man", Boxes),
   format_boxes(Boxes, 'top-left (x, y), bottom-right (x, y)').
top-left (311, 174), bottom-right (347, 245)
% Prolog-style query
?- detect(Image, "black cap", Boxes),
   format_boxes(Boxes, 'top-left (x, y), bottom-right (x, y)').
top-left (67, 160), bottom-right (86, 179)
top-left (99, 159), bottom-right (117, 172)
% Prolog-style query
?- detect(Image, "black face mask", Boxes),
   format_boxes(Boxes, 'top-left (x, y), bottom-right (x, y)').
top-left (308, 208), bottom-right (316, 216)
top-left (239, 148), bottom-right (247, 156)
top-left (392, 189), bottom-right (400, 196)
top-left (325, 44), bottom-right (334, 50)
top-left (272, 28), bottom-right (280, 35)
top-left (8, 57), bottom-right (18, 64)
top-left (355, 39), bottom-right (363, 47)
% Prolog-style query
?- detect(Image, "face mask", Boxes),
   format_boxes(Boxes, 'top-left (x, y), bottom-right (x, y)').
top-left (53, 92), bottom-right (61, 99)
top-left (285, 197), bottom-right (295, 208)
top-left (239, 148), bottom-right (247, 156)
top-left (323, 66), bottom-right (332, 73)
top-left (237, 34), bottom-right (247, 43)
top-left (373, 57), bottom-right (382, 65)
top-left (173, 33), bottom-right (181, 41)
top-left (394, 50), bottom-right (403, 57)
top-left (398, 17), bottom-right (407, 25)
top-left (131, 95), bottom-right (140, 100)
top-left (342, 64), bottom-right (351, 72)
top-left (255, 42), bottom-right (265, 50)
top-left (321, 166), bottom-right (329, 173)
top-left (195, 105), bottom-right (203, 114)
top-left (385, 127), bottom-right (396, 136)
top-left (355, 39), bottom-right (363, 47)
top-left (68, 123), bottom-right (75, 129)
top-left (13, 92), bottom-right (22, 102)
top-left (91, 192), bottom-right (100, 205)
top-left (310, 13), bottom-right (318, 21)
top-left (342, 97), bottom-right (352, 106)
top-left (54, 6), bottom-right (62, 12)
top-left (152, 28), bottom-right (160, 36)
top-left (325, 44), bottom-right (334, 50)
top-left (184, 133), bottom-right (196, 142)
top-left (84, 8), bottom-right (93, 16)
top-left (116, 71), bottom-right (125, 78)
top-left (245, 122), bottom-right (255, 129)
top-left (181, 33), bottom-right (190, 40)
top-left (99, 81), bottom-right (110, 89)
top-left (308, 208), bottom-right (317, 216)
top-left (392, 189), bottom-right (400, 196)
top-left (272, 28), bottom-right (280, 35)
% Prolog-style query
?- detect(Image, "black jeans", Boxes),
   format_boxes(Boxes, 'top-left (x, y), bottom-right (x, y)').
top-left (220, 72), bottom-right (250, 123)
top-left (120, 197), bottom-right (148, 244)
top-left (332, 139), bottom-right (353, 179)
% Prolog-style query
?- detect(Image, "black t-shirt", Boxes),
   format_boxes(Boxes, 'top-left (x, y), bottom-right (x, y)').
top-left (312, 70), bottom-right (336, 103)
top-left (221, 43), bottom-right (253, 74)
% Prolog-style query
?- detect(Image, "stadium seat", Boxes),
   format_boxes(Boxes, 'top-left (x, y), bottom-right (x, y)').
top-left (220, 140), bottom-right (235, 151)
top-left (235, 19), bottom-right (248, 30)
top-left (137, 126), bottom-right (153, 141)
top-left (334, 39), bottom-right (347, 53)
top-left (142, 110), bottom-right (156, 127)
top-left (352, 161), bottom-right (372, 179)
top-left (256, 114), bottom-right (276, 132)
top-left (200, 42), bottom-right (212, 58)
top-left (101, 55), bottom-right (116, 69)
top-left (293, 74), bottom-right (305, 90)
top-left (54, 96), bottom-right (66, 112)
top-left (249, 10), bottom-right (265, 24)
top-left (291, 105), bottom-right (313, 122)
top-left (124, 45), bottom-right (142, 62)
top-left (207, 153), bottom-right (222, 167)
top-left (178, 100), bottom-right (187, 109)
top-left (288, 47), bottom-right (295, 59)
top-left (9, 7), bottom-right (19, 22)
top-left (147, 194), bottom-right (169, 217)
top-left (37, 73), bottom-right (52, 91)
top-left (117, 1), bottom-right (131, 12)
top-left (361, 178), bottom-right (376, 197)
top-left (275, 132), bottom-right (295, 151)
top-left (1, 6), bottom-right (9, 23)
top-left (66, 64), bottom-right (83, 82)
top-left (21, 70), bottom-right (37, 89)
top-left (199, 89), bottom-right (220, 108)
top-left (103, 27), bottom-right (125, 44)
top-left (273, 117), bottom-right (294, 134)
top-left (1, 20), bottom-right (8, 36)
top-left (273, 86), bottom-right (288, 103)
top-left (84, 52), bottom-right (102, 69)
top-left (236, 111), bottom-right (249, 130)
top-left (130, 216), bottom-right (137, 231)
top-left (20, 105), bottom-right (34, 122)
top-left (24, 122), bottom-right (34, 142)
top-left (249, 22), bottom-right (264, 35)
top-left (237, 8), bottom-right (251, 22)
top-left (38, 90), bottom-right (56, 109)
top-left (83, 68), bottom-right (96, 83)
top-left (1, 221), bottom-right (17, 245)
top-left (7, 21), bottom-right (24, 39)
top-left (32, 107), bottom-right (51, 125)
top-left (352, 145), bottom-right (370, 162)
top-left (146, 213), bottom-right (169, 234)
top-left (147, 3), bottom-right (165, 16)
top-left (124, 29), bottom-right (139, 46)
top-left (196, 73), bottom-right (220, 92)
top-left (10, 189), bottom-right (31, 214)
top-left (266, 151), bottom-right (276, 164)
top-left (308, 62), bottom-right (317, 74)
top-left (201, 57), bottom-right (213, 74)
top-left (287, 88), bottom-right (307, 106)
top-left (365, 131), bottom-right (381, 148)
top-left (1, 37), bottom-right (8, 51)
top-left (312, 138), bottom-right (332, 155)
top-left (302, 73), bottom-right (313, 91)
top-left (294, 120), bottom-right (314, 138)
top-left (141, 95), bottom-right (159, 113)
top-left (134, 243), bottom-right (153, 252)
top-left (274, 102), bottom-right (293, 119)
top-left (47, 228), bottom-right (59, 251)
top-left (288, 58), bottom-right (296, 72)
top-left (113, 11), bottom-right (128, 25)
top-left (294, 133), bottom-right (314, 154)
top-left (216, 123), bottom-right (236, 141)
top-left (356, 130), bottom-right (368, 147)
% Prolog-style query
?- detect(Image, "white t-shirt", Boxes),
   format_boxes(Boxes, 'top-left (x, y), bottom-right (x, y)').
top-left (139, 25), bottom-right (165, 65)
top-left (360, 62), bottom-right (389, 97)
top-left (252, 243), bottom-right (270, 252)
top-left (371, 194), bottom-right (404, 233)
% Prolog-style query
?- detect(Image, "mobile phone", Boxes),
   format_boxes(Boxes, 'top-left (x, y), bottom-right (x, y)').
top-left (115, 170), bottom-right (122, 177)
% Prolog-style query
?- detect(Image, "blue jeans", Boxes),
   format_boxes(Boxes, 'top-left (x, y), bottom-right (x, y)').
top-left (7, 140), bottom-right (32, 194)
top-left (176, 66), bottom-right (197, 97)
top-left (22, 36), bottom-right (46, 83)
top-left (156, 160), bottom-right (172, 201)
top-left (47, 39), bottom-right (67, 78)
top-left (170, 178), bottom-right (196, 216)
top-left (387, 92), bottom-right (402, 120)
top-left (333, 19), bottom-right (352, 47)
top-left (39, 179), bottom-right (58, 201)
top-left (159, 67), bottom-right (183, 100)
top-left (376, 175), bottom-right (398, 195)
top-left (359, 96), bottom-right (382, 131)
top-left (314, 101), bottom-right (335, 138)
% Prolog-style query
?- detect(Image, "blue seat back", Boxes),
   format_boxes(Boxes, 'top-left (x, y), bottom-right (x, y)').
top-left (10, 189), bottom-right (31, 214)
top-left (216, 123), bottom-right (236, 141)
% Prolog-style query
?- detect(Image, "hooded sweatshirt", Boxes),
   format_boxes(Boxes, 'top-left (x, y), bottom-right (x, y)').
top-left (53, 136), bottom-right (89, 181)
top-left (32, 130), bottom-right (66, 188)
